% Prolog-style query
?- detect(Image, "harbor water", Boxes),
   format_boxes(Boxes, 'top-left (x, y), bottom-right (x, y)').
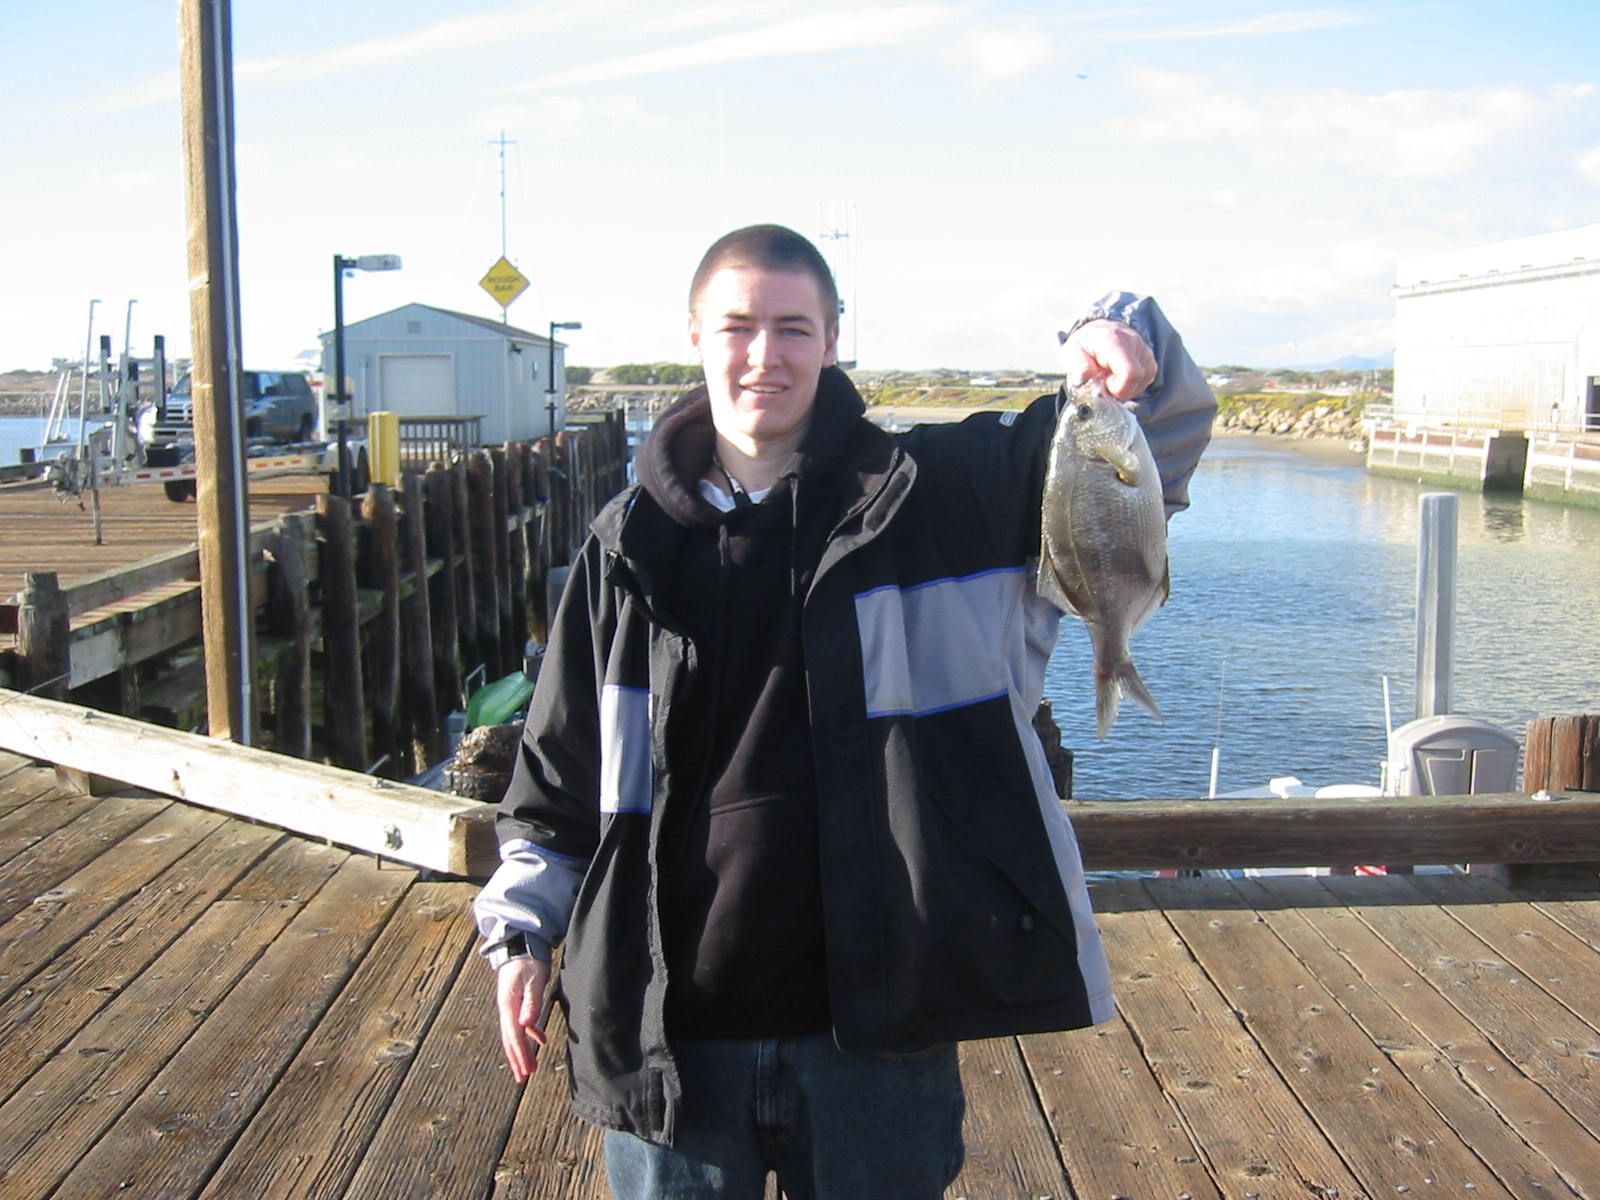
top-left (1048, 435), bottom-right (1600, 801)
top-left (5, 416), bottom-right (1595, 802)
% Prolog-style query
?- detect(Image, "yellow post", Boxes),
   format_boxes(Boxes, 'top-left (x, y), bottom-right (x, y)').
top-left (368, 410), bottom-right (400, 486)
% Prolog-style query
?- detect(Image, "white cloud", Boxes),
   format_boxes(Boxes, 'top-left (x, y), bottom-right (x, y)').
top-left (1116, 69), bottom-right (1587, 180)
top-left (1161, 9), bottom-right (1362, 39)
top-left (1578, 145), bottom-right (1600, 184)
top-left (475, 95), bottom-right (664, 140)
top-left (511, 5), bottom-right (968, 91)
top-left (950, 21), bottom-right (1054, 86)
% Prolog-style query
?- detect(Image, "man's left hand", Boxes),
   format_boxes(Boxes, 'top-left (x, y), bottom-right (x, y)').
top-left (1060, 320), bottom-right (1157, 402)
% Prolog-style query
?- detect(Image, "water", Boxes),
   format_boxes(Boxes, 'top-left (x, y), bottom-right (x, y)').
top-left (1045, 436), bottom-right (1600, 801)
top-left (0, 415), bottom-right (51, 464)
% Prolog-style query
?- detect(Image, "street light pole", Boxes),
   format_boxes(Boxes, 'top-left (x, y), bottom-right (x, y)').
top-left (330, 252), bottom-right (401, 496)
top-left (546, 320), bottom-right (582, 439)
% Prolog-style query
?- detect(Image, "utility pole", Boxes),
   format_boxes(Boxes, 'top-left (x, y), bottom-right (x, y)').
top-left (179, 0), bottom-right (256, 744)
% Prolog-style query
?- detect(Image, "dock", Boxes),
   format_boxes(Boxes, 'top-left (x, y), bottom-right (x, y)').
top-left (4, 742), bottom-right (1598, 1199)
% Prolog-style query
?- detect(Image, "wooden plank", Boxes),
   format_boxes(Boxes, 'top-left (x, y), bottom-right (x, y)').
top-left (0, 792), bottom-right (175, 950)
top-left (1095, 882), bottom-right (1365, 1198)
top-left (1019, 879), bottom-right (1222, 1200)
top-left (198, 879), bottom-right (478, 1200)
top-left (0, 687), bottom-right (499, 877)
top-left (1020, 1020), bottom-right (1222, 1200)
top-left (948, 1036), bottom-right (1070, 1200)
top-left (1321, 874), bottom-right (1600, 1144)
top-left (1149, 876), bottom-right (1517, 1197)
top-left (1253, 875), bottom-right (1598, 1199)
top-left (494, 1004), bottom-right (610, 1200)
top-left (341, 888), bottom-right (524, 1200)
top-left (1405, 873), bottom-right (1600, 1037)
top-left (0, 839), bottom-right (347, 1199)
top-left (46, 854), bottom-right (420, 1200)
top-left (0, 816), bottom-right (282, 1098)
top-left (0, 778), bottom-right (102, 870)
top-left (1068, 791), bottom-right (1600, 870)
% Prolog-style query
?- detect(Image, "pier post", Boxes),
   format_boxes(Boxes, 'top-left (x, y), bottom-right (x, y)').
top-left (179, 0), bottom-right (255, 745)
top-left (423, 463), bottom-right (462, 716)
top-left (449, 460), bottom-right (480, 680)
top-left (398, 473), bottom-right (442, 767)
top-left (1414, 492), bottom-right (1458, 719)
top-left (490, 447), bottom-right (513, 662)
top-left (267, 513), bottom-right (313, 759)
top-left (361, 484), bottom-right (402, 776)
top-left (528, 446), bottom-right (553, 644)
top-left (316, 494), bottom-right (367, 771)
top-left (503, 443), bottom-right (530, 656)
top-left (18, 572), bottom-right (70, 701)
top-left (467, 451), bottom-right (503, 680)
top-left (1509, 714), bottom-right (1600, 891)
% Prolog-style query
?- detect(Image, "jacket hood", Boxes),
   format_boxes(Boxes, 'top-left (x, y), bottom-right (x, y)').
top-left (634, 366), bottom-right (867, 528)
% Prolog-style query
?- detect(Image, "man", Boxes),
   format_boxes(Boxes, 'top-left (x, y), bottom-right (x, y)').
top-left (475, 224), bottom-right (1215, 1198)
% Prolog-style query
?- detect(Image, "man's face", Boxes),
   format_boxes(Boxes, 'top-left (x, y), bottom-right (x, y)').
top-left (690, 265), bottom-right (838, 451)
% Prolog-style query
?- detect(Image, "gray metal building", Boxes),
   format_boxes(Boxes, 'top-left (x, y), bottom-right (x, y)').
top-left (318, 304), bottom-right (571, 444)
top-left (1392, 224), bottom-right (1600, 434)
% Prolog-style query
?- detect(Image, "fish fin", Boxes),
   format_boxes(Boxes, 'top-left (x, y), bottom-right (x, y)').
top-left (1095, 443), bottom-right (1142, 486)
top-left (1160, 557), bottom-right (1171, 606)
top-left (1096, 659), bottom-right (1163, 740)
top-left (1035, 552), bottom-right (1079, 615)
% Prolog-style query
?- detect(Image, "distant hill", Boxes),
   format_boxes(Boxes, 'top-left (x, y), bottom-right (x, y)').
top-left (1292, 352), bottom-right (1394, 372)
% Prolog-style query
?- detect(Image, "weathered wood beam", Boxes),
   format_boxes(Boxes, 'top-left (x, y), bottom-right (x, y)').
top-left (1068, 792), bottom-right (1600, 871)
top-left (0, 686), bottom-right (498, 878)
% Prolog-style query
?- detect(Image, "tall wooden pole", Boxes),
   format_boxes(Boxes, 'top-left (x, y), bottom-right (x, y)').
top-left (179, 0), bottom-right (256, 742)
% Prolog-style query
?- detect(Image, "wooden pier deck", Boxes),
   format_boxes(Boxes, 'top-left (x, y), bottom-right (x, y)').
top-left (3, 751), bottom-right (1596, 1199)
top-left (0, 476), bottom-right (326, 608)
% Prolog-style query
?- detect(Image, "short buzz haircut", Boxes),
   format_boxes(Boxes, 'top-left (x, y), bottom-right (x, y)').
top-left (689, 224), bottom-right (840, 327)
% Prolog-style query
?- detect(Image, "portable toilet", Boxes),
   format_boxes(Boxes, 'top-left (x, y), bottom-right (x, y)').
top-left (1386, 715), bottom-right (1520, 797)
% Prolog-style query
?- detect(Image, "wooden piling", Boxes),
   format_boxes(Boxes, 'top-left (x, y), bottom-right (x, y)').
top-left (266, 512), bottom-right (313, 759)
top-left (179, 0), bottom-right (255, 745)
top-left (360, 484), bottom-right (402, 776)
top-left (490, 447), bottom-right (513, 661)
top-left (18, 572), bottom-right (70, 700)
top-left (316, 494), bottom-right (367, 771)
top-left (399, 472), bottom-right (441, 767)
top-left (1510, 713), bottom-right (1600, 891)
top-left (449, 460), bottom-right (480, 679)
top-left (466, 451), bottom-right (502, 680)
top-left (423, 462), bottom-right (462, 716)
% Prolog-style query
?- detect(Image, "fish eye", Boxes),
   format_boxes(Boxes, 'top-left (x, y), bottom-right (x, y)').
top-left (1075, 403), bottom-right (1094, 421)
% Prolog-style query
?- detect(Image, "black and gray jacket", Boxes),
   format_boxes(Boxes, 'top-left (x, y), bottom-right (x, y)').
top-left (473, 291), bottom-right (1216, 1143)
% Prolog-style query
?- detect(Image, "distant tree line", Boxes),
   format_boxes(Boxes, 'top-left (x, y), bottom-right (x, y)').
top-left (605, 362), bottom-right (705, 386)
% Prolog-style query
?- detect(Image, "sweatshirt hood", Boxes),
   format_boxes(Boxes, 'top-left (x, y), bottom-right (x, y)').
top-left (634, 366), bottom-right (867, 527)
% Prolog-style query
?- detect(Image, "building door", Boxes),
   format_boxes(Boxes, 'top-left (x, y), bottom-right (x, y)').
top-left (377, 354), bottom-right (455, 417)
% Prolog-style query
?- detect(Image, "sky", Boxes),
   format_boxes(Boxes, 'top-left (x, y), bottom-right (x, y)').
top-left (3, 1), bottom-right (1599, 375)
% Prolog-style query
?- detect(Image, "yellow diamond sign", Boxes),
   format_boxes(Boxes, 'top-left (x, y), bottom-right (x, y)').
top-left (479, 256), bottom-right (530, 308)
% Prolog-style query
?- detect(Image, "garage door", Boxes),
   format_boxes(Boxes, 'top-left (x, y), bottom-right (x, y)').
top-left (377, 354), bottom-right (455, 416)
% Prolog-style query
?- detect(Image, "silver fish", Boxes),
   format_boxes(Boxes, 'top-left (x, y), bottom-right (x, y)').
top-left (1037, 379), bottom-right (1170, 739)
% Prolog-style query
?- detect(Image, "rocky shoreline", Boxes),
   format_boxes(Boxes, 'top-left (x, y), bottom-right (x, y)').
top-left (1215, 399), bottom-right (1367, 446)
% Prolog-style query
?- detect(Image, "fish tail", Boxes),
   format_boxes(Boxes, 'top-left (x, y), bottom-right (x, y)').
top-left (1095, 659), bottom-right (1163, 740)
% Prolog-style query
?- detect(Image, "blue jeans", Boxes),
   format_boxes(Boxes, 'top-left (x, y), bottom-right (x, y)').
top-left (603, 1033), bottom-right (965, 1199)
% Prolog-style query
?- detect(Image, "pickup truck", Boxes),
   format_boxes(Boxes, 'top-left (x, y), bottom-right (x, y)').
top-left (140, 369), bottom-right (319, 452)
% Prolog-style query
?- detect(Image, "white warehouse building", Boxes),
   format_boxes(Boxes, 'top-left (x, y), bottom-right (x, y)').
top-left (318, 304), bottom-right (574, 446)
top-left (1392, 224), bottom-right (1600, 434)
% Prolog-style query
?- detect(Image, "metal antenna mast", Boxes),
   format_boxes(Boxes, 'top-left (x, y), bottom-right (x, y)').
top-left (488, 130), bottom-right (517, 261)
top-left (818, 202), bottom-right (859, 367)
